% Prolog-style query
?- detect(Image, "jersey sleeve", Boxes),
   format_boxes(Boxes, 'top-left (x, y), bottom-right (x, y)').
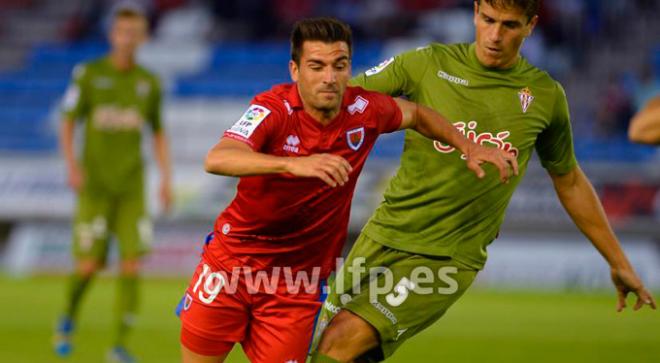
top-left (375, 94), bottom-right (403, 134)
top-left (61, 64), bottom-right (89, 122)
top-left (148, 77), bottom-right (163, 132)
top-left (535, 82), bottom-right (578, 174)
top-left (222, 94), bottom-right (283, 151)
top-left (350, 46), bottom-right (431, 98)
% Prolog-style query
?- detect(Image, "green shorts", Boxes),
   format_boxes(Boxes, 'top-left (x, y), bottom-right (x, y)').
top-left (72, 183), bottom-right (152, 263)
top-left (313, 233), bottom-right (478, 361)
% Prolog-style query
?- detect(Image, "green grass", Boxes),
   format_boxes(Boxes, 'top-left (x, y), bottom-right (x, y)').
top-left (0, 276), bottom-right (657, 363)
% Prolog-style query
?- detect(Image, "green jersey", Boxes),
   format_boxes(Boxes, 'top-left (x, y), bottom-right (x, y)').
top-left (62, 56), bottom-right (162, 194)
top-left (352, 43), bottom-right (577, 270)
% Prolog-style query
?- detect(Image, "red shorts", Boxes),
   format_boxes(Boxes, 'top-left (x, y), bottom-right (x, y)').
top-left (179, 252), bottom-right (324, 362)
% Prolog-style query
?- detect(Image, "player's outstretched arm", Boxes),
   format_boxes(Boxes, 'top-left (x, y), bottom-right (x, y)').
top-left (393, 98), bottom-right (519, 182)
top-left (550, 165), bottom-right (656, 312)
top-left (205, 138), bottom-right (353, 187)
top-left (628, 96), bottom-right (660, 145)
top-left (59, 118), bottom-right (83, 192)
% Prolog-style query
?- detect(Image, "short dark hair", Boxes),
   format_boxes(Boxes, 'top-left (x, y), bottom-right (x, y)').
top-left (290, 17), bottom-right (353, 65)
top-left (113, 6), bottom-right (148, 23)
top-left (476, 0), bottom-right (541, 22)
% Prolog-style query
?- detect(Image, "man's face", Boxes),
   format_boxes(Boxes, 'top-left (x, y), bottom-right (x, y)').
top-left (473, 1), bottom-right (537, 69)
top-left (289, 41), bottom-right (351, 115)
top-left (109, 17), bottom-right (147, 55)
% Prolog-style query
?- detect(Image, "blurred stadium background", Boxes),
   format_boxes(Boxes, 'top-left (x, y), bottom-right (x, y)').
top-left (0, 0), bottom-right (658, 362)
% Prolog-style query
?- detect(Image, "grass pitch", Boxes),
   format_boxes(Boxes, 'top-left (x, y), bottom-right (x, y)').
top-left (0, 276), bottom-right (657, 363)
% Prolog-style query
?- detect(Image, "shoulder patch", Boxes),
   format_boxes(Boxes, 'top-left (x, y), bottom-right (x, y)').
top-left (62, 84), bottom-right (81, 111)
top-left (348, 95), bottom-right (369, 115)
top-left (365, 57), bottom-right (394, 77)
top-left (226, 104), bottom-right (272, 139)
top-left (72, 64), bottom-right (86, 80)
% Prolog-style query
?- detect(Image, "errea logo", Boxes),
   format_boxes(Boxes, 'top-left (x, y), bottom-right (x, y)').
top-left (283, 134), bottom-right (300, 153)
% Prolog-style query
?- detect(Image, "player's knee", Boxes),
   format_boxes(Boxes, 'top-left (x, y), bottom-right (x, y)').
top-left (77, 259), bottom-right (99, 277)
top-left (317, 310), bottom-right (379, 361)
top-left (120, 259), bottom-right (140, 275)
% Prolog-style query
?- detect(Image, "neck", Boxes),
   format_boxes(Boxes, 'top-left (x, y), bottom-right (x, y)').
top-left (109, 51), bottom-right (135, 71)
top-left (305, 106), bottom-right (340, 125)
top-left (475, 47), bottom-right (520, 70)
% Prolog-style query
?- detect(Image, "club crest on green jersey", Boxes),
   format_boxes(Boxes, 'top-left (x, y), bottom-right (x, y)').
top-left (518, 87), bottom-right (534, 113)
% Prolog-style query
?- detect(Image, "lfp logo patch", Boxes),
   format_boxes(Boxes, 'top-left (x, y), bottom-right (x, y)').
top-left (365, 57), bottom-right (394, 76)
top-left (227, 104), bottom-right (271, 138)
top-left (346, 127), bottom-right (365, 151)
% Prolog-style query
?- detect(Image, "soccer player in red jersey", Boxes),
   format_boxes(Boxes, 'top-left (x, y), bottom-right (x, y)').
top-left (178, 17), bottom-right (518, 363)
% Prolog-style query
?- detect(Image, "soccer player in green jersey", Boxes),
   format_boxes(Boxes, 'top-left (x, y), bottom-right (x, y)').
top-left (53, 7), bottom-right (172, 363)
top-left (311, 1), bottom-right (657, 362)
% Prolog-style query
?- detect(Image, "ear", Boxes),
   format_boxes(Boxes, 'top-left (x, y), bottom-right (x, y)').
top-left (525, 15), bottom-right (539, 37)
top-left (473, 1), bottom-right (479, 27)
top-left (289, 60), bottom-right (299, 82)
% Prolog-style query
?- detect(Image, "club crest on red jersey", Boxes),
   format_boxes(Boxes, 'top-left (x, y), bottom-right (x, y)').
top-left (346, 127), bottom-right (365, 151)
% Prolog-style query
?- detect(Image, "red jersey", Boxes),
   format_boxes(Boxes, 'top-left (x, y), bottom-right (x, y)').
top-left (207, 83), bottom-right (402, 279)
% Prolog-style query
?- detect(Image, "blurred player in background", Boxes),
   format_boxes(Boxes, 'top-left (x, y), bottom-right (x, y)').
top-left (312, 1), bottom-right (656, 362)
top-left (178, 17), bottom-right (516, 363)
top-left (629, 95), bottom-right (660, 144)
top-left (54, 6), bottom-right (172, 363)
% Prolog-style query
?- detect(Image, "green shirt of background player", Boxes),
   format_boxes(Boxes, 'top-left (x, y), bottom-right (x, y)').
top-left (53, 7), bottom-right (172, 363)
top-left (312, 1), bottom-right (656, 362)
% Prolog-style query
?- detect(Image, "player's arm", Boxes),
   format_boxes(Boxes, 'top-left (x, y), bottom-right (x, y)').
top-left (549, 166), bottom-right (656, 311)
top-left (205, 138), bottom-right (353, 188)
top-left (59, 118), bottom-right (82, 191)
top-left (393, 98), bottom-right (518, 182)
top-left (152, 130), bottom-right (172, 213)
top-left (628, 96), bottom-right (660, 144)
top-left (148, 77), bottom-right (172, 213)
top-left (59, 64), bottom-right (88, 192)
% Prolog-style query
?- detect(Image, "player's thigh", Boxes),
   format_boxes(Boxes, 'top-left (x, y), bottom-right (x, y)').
top-left (312, 233), bottom-right (394, 349)
top-left (329, 235), bottom-right (478, 360)
top-left (244, 291), bottom-right (323, 363)
top-left (181, 342), bottom-right (230, 363)
top-left (112, 186), bottom-right (151, 260)
top-left (72, 188), bottom-right (112, 264)
top-left (179, 256), bottom-right (249, 356)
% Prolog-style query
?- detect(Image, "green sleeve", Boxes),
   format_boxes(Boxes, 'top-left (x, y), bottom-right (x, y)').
top-left (61, 64), bottom-right (89, 122)
top-left (350, 46), bottom-right (431, 98)
top-left (148, 77), bottom-right (163, 132)
top-left (535, 82), bottom-right (578, 175)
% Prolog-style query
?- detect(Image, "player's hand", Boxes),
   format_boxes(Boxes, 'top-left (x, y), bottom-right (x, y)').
top-left (611, 267), bottom-right (656, 312)
top-left (160, 179), bottom-right (173, 214)
top-left (464, 143), bottom-right (519, 183)
top-left (67, 164), bottom-right (84, 192)
top-left (285, 154), bottom-right (353, 187)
